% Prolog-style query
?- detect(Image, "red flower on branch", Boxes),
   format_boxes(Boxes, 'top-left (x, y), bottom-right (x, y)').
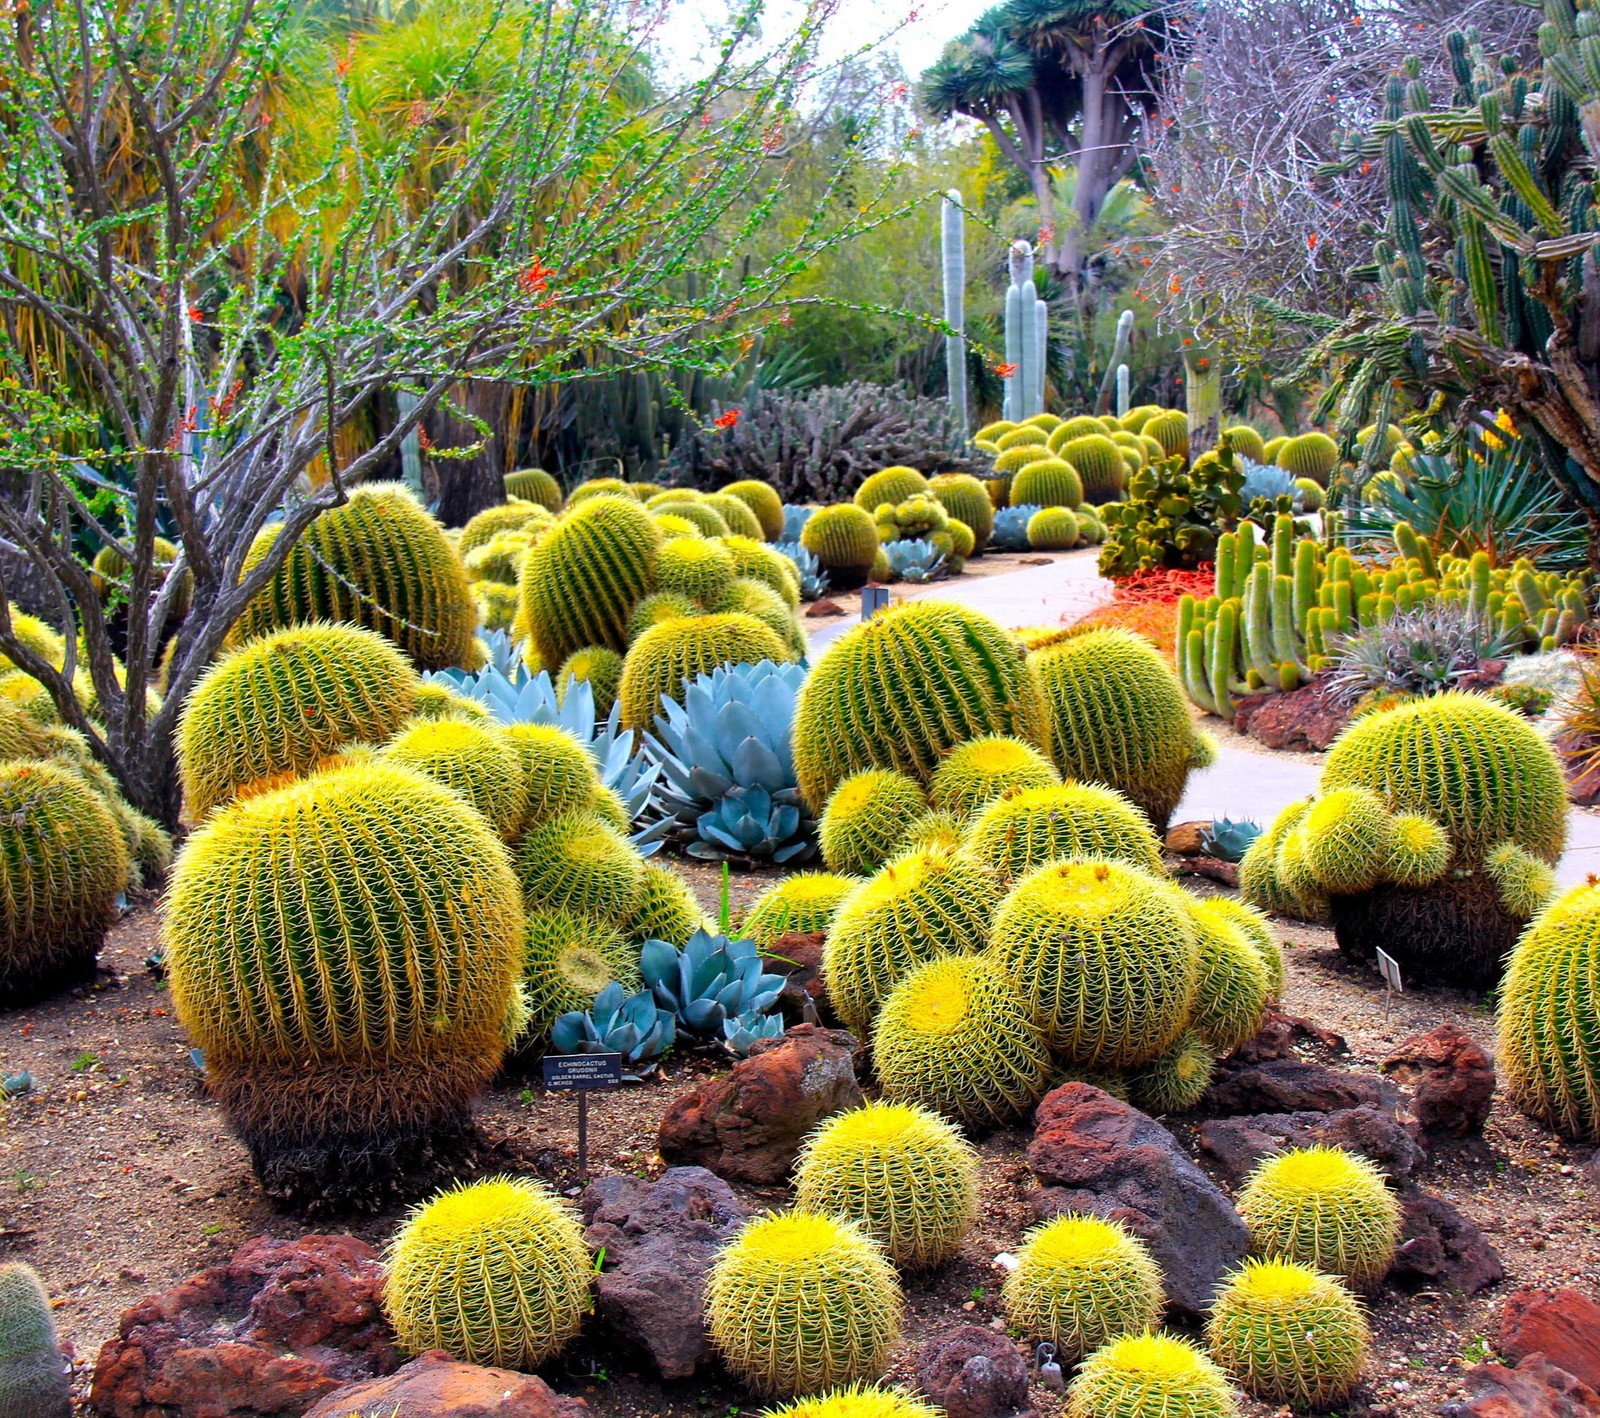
top-left (519, 259), bottom-right (554, 294)
top-left (994, 363), bottom-right (1018, 378)
top-left (187, 304), bottom-right (204, 324)
top-left (417, 429), bottom-right (434, 454)
top-left (1038, 222), bottom-right (1055, 245)
top-left (713, 410), bottom-right (740, 430)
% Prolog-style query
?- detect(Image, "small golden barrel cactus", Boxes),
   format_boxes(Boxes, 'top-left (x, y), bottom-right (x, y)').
top-left (504, 467), bottom-right (563, 510)
top-left (929, 474), bottom-right (994, 551)
top-left (1010, 458), bottom-right (1085, 509)
top-left (381, 716), bottom-right (527, 839)
top-left (819, 769), bottom-right (928, 877)
top-left (460, 501), bottom-right (548, 555)
top-left (657, 536), bottom-right (738, 607)
top-left (501, 723), bottom-right (602, 833)
top-left (1205, 1259), bottom-right (1369, 1407)
top-left (928, 735), bottom-right (1060, 821)
top-left (705, 1210), bottom-right (902, 1397)
top-left (874, 955), bottom-right (1052, 1126)
top-left (1192, 896), bottom-right (1282, 1000)
top-left (989, 859), bottom-right (1198, 1068)
top-left (720, 479), bottom-right (785, 541)
top-left (793, 1102), bottom-right (979, 1269)
top-left (657, 499), bottom-right (731, 537)
top-left (716, 577), bottom-right (806, 660)
top-left (0, 763), bottom-right (128, 1007)
top-left (1065, 1332), bottom-right (1238, 1418)
top-left (515, 809), bottom-right (646, 925)
top-left (723, 535), bottom-right (802, 607)
top-left (743, 872), bottom-right (860, 949)
top-left (1237, 1147), bottom-right (1400, 1289)
top-left (556, 646), bottom-right (625, 716)
top-left (0, 1260), bottom-right (71, 1418)
top-left (1143, 409), bottom-right (1191, 459)
top-left (178, 623), bottom-right (419, 819)
top-left (1027, 507), bottom-right (1082, 550)
top-left (758, 1383), bottom-right (939, 1418)
top-left (520, 910), bottom-right (642, 1046)
top-left (409, 681), bottom-right (492, 725)
top-left (800, 505), bottom-right (880, 589)
top-left (1125, 1029), bottom-right (1217, 1115)
top-left (627, 861), bottom-right (713, 945)
top-left (384, 1175), bottom-right (592, 1369)
top-left (1299, 786), bottom-right (1395, 896)
top-left (964, 782), bottom-right (1165, 884)
top-left (855, 466), bottom-right (930, 511)
top-left (1003, 1214), bottom-right (1163, 1361)
top-left (630, 591), bottom-right (703, 643)
top-left (618, 612), bottom-right (788, 729)
top-left (708, 492), bottom-right (767, 541)
top-left (1185, 902), bottom-right (1271, 1056)
top-left (823, 846), bottom-right (999, 1037)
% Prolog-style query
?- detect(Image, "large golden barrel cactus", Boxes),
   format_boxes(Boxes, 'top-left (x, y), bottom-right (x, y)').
top-left (0, 762), bottom-right (128, 1007)
top-left (518, 494), bottom-right (663, 668)
top-left (800, 506), bottom-right (880, 589)
top-left (720, 479), bottom-right (785, 540)
top-left (794, 600), bottom-right (1046, 809)
top-left (618, 613), bottom-right (788, 729)
top-left (1030, 628), bottom-right (1214, 832)
top-left (179, 623), bottom-right (420, 819)
top-left (162, 762), bottom-right (523, 1201)
top-left (230, 485), bottom-right (479, 670)
top-left (1237, 1146), bottom-right (1400, 1290)
top-left (854, 466), bottom-right (930, 511)
top-left (1003, 1214), bottom-right (1164, 1360)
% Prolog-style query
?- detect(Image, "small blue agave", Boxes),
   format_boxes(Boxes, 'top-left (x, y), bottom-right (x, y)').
top-left (781, 503), bottom-right (815, 541)
top-left (882, 538), bottom-right (946, 583)
top-left (723, 1011), bottom-right (785, 1056)
top-left (773, 542), bottom-right (831, 600)
top-left (550, 984), bottom-right (676, 1076)
top-left (1201, 816), bottom-right (1264, 862)
top-left (640, 929), bottom-right (786, 1037)
top-left (1238, 459), bottom-right (1304, 510)
top-left (991, 504), bottom-right (1041, 552)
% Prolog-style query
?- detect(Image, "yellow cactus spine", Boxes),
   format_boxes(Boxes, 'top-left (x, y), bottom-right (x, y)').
top-left (758, 1383), bottom-right (939, 1418)
top-left (1237, 1147), bottom-right (1401, 1289)
top-left (818, 769), bottom-right (928, 878)
top-left (1125, 1029), bottom-right (1218, 1115)
top-left (1065, 1332), bottom-right (1239, 1418)
top-left (964, 782), bottom-right (1165, 884)
top-left (928, 735), bottom-right (1060, 821)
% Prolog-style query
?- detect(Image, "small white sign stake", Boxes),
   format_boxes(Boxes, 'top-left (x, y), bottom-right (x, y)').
top-left (1376, 948), bottom-right (1403, 1021)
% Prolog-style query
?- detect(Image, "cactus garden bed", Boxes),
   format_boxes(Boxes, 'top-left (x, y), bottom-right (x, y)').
top-left (1, 871), bottom-right (1595, 1418)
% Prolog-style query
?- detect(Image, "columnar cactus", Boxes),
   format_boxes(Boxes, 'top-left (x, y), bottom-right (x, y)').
top-left (0, 1262), bottom-right (69, 1418)
top-left (1001, 240), bottom-right (1046, 421)
top-left (942, 190), bottom-right (968, 433)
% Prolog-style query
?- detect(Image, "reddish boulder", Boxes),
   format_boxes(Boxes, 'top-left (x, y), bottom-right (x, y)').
top-left (1164, 821), bottom-right (1209, 855)
top-left (1384, 1024), bottom-right (1495, 1136)
top-left (914, 1325), bottom-right (1036, 1418)
top-left (1390, 1191), bottom-right (1503, 1295)
top-left (303, 1351), bottom-right (589, 1417)
top-left (1500, 1289), bottom-right (1600, 1391)
top-left (1443, 1354), bottom-right (1600, 1417)
top-left (657, 1023), bottom-right (862, 1184)
top-left (1232, 676), bottom-right (1351, 751)
top-left (1206, 1057), bottom-right (1396, 1115)
top-left (1231, 1007), bottom-right (1348, 1064)
top-left (761, 931), bottom-right (829, 1026)
top-left (1195, 1105), bottom-right (1421, 1185)
top-left (90, 1234), bottom-right (400, 1418)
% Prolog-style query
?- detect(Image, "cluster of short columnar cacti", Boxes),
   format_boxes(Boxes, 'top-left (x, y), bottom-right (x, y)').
top-left (1179, 511), bottom-right (1589, 709)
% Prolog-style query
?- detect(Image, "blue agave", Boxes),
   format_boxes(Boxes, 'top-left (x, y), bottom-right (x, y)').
top-left (640, 928), bottom-right (786, 1036)
top-left (422, 661), bottom-right (665, 850)
top-left (882, 538), bottom-right (946, 583)
top-left (723, 1010), bottom-right (785, 1056)
top-left (773, 542), bottom-right (831, 600)
top-left (1238, 459), bottom-right (1303, 510)
top-left (1200, 816), bottom-right (1264, 862)
top-left (991, 504), bottom-right (1040, 552)
top-left (781, 503), bottom-right (815, 541)
top-left (550, 984), bottom-right (675, 1075)
top-left (644, 660), bottom-right (816, 863)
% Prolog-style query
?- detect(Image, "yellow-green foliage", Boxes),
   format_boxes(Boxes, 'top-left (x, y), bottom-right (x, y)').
top-left (231, 485), bottom-right (478, 671)
top-left (1222, 426), bottom-right (1267, 463)
top-left (385, 1175), bottom-right (591, 1368)
top-left (0, 762), bottom-right (128, 1006)
top-left (178, 623), bottom-right (419, 819)
top-left (929, 735), bottom-right (1059, 821)
top-left (794, 600), bottom-right (1045, 809)
top-left (515, 809), bottom-right (645, 925)
top-left (989, 859), bottom-right (1198, 1067)
top-left (1066, 1332), bottom-right (1240, 1418)
top-left (499, 723), bottom-right (600, 832)
top-left (1032, 628), bottom-right (1212, 831)
top-left (1194, 896), bottom-right (1282, 1000)
top-left (855, 466), bottom-right (931, 511)
top-left (818, 769), bottom-right (928, 877)
top-left (475, 581), bottom-right (519, 632)
top-left (1205, 1260), bottom-right (1368, 1408)
top-left (460, 502), bottom-right (549, 555)
top-left (1237, 1147), bottom-right (1400, 1289)
top-left (655, 536), bottom-right (737, 607)
top-left (505, 467), bottom-right (563, 510)
top-left (995, 444), bottom-right (1052, 476)
top-left (929, 474), bottom-right (994, 550)
top-left (1299, 787), bottom-right (1394, 895)
top-left (717, 578), bottom-right (806, 660)
top-left (163, 763), bottom-right (523, 1147)
top-left (1186, 903), bottom-right (1271, 1056)
top-left (1003, 1215), bottom-right (1163, 1360)
top-left (708, 492), bottom-right (767, 541)
top-left (519, 494), bottom-right (662, 668)
top-left (1498, 882), bottom-right (1600, 1140)
top-left (1239, 800), bottom-right (1325, 920)
top-left (1143, 410), bottom-right (1191, 461)
top-left (1275, 432), bottom-right (1339, 485)
top-left (705, 1210), bottom-right (902, 1397)
top-left (874, 955), bottom-right (1052, 1126)
top-left (619, 613), bottom-right (787, 730)
top-left (1126, 1029), bottom-right (1217, 1114)
top-left (556, 646), bottom-right (624, 717)
top-left (997, 426), bottom-right (1048, 450)
top-left (801, 505), bottom-right (880, 588)
top-left (520, 910), bottom-right (642, 1045)
top-left (964, 782), bottom-right (1165, 885)
top-left (1058, 435), bottom-right (1127, 501)
top-left (381, 717), bottom-right (527, 839)
top-left (1010, 457), bottom-right (1084, 509)
top-left (1321, 693), bottom-right (1566, 865)
top-left (794, 1102), bottom-right (978, 1269)
top-left (758, 1383), bottom-right (939, 1418)
top-left (1485, 841), bottom-right (1557, 919)
top-left (721, 480), bottom-right (785, 540)
top-left (823, 846), bottom-right (999, 1037)
top-left (1028, 507), bottom-right (1081, 549)
top-left (630, 591), bottom-right (703, 643)
top-left (743, 872), bottom-right (859, 949)
top-left (723, 536), bottom-right (802, 608)
top-left (627, 861), bottom-right (713, 944)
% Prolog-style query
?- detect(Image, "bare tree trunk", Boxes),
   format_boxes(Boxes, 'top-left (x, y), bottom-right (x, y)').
top-left (433, 379), bottom-right (514, 526)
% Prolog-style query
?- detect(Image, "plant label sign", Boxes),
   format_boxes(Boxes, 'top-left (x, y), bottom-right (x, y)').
top-left (1375, 949), bottom-right (1403, 995)
top-left (542, 1053), bottom-right (623, 1090)
top-left (862, 585), bottom-right (890, 621)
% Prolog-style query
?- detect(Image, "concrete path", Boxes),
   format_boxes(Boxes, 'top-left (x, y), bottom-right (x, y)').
top-left (807, 551), bottom-right (1600, 888)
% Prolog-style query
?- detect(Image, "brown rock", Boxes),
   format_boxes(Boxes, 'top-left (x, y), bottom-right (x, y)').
top-left (1500, 1289), bottom-right (1600, 1391)
top-left (1231, 1006), bottom-right (1348, 1064)
top-left (805, 598), bottom-right (845, 618)
top-left (1172, 858), bottom-right (1240, 887)
top-left (1195, 1105), bottom-right (1421, 1186)
top-left (1206, 1057), bottom-right (1397, 1115)
top-left (1027, 1083), bottom-right (1247, 1317)
top-left (1442, 1355), bottom-right (1600, 1417)
top-left (1390, 1191), bottom-right (1503, 1294)
top-left (657, 1023), bottom-right (862, 1184)
top-left (1164, 821), bottom-right (1209, 855)
top-left (303, 1351), bottom-right (590, 1417)
top-left (1559, 736), bottom-right (1600, 807)
top-left (89, 1234), bottom-right (400, 1418)
top-left (1232, 675), bottom-right (1351, 751)
top-left (914, 1325), bottom-right (1035, 1418)
top-left (762, 931), bottom-right (829, 1026)
top-left (1383, 1023), bottom-right (1496, 1136)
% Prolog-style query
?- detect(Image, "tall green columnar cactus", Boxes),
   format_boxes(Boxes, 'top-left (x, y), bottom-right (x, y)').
top-left (1096, 311), bottom-right (1135, 416)
top-left (1003, 241), bottom-right (1045, 421)
top-left (0, 1263), bottom-right (70, 1418)
top-left (942, 191), bottom-right (968, 434)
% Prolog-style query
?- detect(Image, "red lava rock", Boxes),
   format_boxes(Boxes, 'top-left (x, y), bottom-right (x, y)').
top-left (1390, 1191), bottom-right (1504, 1295)
top-left (1559, 736), bottom-right (1600, 807)
top-left (1232, 675), bottom-right (1351, 751)
top-left (1442, 1354), bottom-right (1600, 1417)
top-left (1027, 1083), bottom-right (1247, 1318)
top-left (1195, 1105), bottom-right (1421, 1186)
top-left (656, 1023), bottom-right (863, 1184)
top-left (1500, 1289), bottom-right (1600, 1391)
top-left (302, 1350), bottom-right (590, 1417)
top-left (1384, 1023), bottom-right (1496, 1136)
top-left (1205, 1056), bottom-right (1397, 1115)
top-left (1164, 821), bottom-right (1209, 855)
top-left (914, 1325), bottom-right (1036, 1418)
top-left (762, 931), bottom-right (830, 1025)
top-left (804, 598), bottom-right (845, 617)
top-left (89, 1233), bottom-right (400, 1418)
top-left (1230, 1006), bottom-right (1348, 1064)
